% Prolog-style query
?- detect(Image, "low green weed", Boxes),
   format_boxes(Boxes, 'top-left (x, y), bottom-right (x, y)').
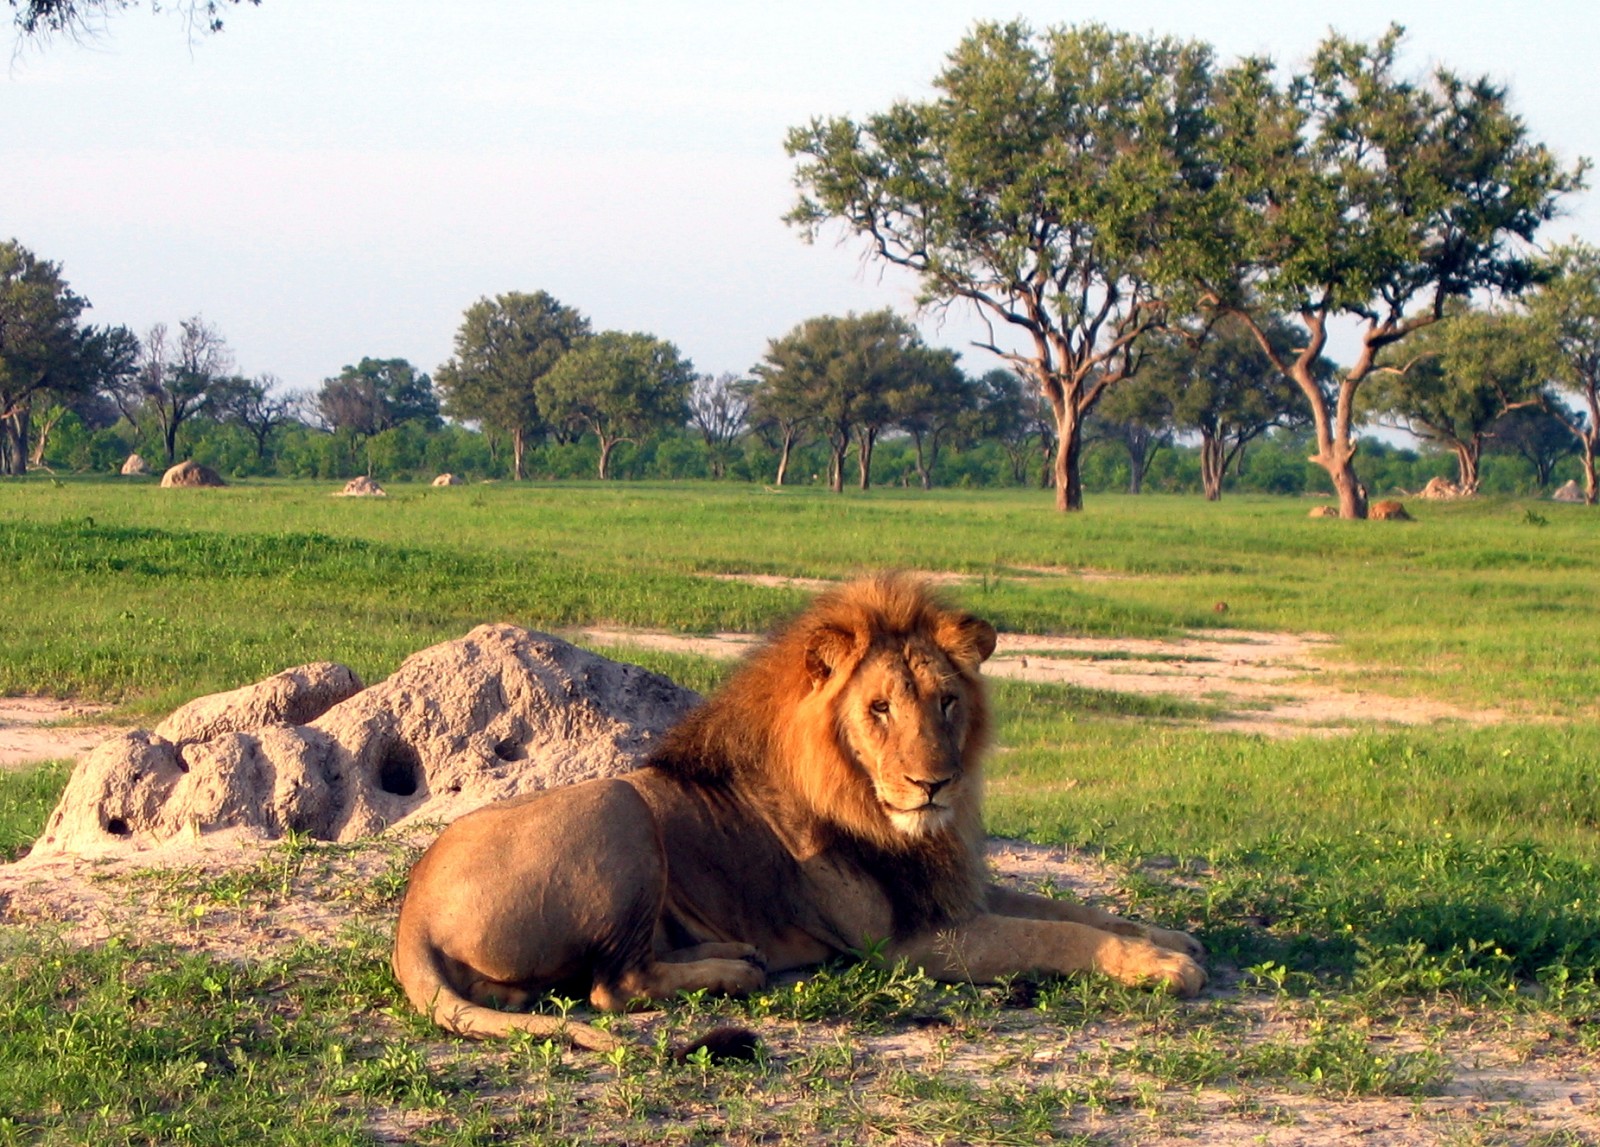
top-left (0, 760), bottom-right (68, 861)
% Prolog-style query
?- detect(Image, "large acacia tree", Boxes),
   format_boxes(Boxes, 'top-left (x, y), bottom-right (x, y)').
top-left (788, 21), bottom-right (1221, 511)
top-left (1204, 27), bottom-right (1583, 517)
top-left (434, 291), bottom-right (588, 481)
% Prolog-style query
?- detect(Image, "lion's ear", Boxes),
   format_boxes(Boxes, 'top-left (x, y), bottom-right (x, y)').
top-left (936, 612), bottom-right (997, 671)
top-left (804, 624), bottom-right (857, 687)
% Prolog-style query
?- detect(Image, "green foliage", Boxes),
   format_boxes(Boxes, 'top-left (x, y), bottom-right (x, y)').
top-left (1366, 305), bottom-right (1548, 491)
top-left (434, 290), bottom-right (589, 480)
top-left (1208, 25), bottom-right (1585, 514)
top-left (0, 240), bottom-right (92, 477)
top-left (537, 330), bottom-right (695, 480)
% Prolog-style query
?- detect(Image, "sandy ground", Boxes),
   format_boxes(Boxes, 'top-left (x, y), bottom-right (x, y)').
top-left (0, 697), bottom-right (128, 771)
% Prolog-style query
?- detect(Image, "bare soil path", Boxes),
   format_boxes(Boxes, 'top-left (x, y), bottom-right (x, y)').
top-left (0, 697), bottom-right (128, 771)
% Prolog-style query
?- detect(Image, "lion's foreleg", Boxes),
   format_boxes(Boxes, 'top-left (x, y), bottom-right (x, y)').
top-left (658, 942), bottom-right (766, 966)
top-left (984, 884), bottom-right (1204, 959)
top-left (590, 956), bottom-right (767, 1013)
top-left (891, 913), bottom-right (1206, 997)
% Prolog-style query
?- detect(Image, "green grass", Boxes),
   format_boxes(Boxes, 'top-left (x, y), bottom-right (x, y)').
top-left (3, 477), bottom-right (1599, 1141)
top-left (3, 478), bottom-right (1597, 714)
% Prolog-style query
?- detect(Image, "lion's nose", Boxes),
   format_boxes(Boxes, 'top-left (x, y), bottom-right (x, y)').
top-left (908, 774), bottom-right (956, 801)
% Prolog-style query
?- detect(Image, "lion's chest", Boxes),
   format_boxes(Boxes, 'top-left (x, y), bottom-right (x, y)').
top-left (628, 773), bottom-right (896, 968)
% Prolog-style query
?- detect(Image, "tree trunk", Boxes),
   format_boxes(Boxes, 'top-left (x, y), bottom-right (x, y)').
top-left (597, 436), bottom-right (615, 480)
top-left (1046, 392), bottom-right (1083, 511)
top-left (828, 434), bottom-right (847, 493)
top-left (1051, 419), bottom-right (1081, 510)
top-left (511, 427), bottom-right (526, 481)
top-left (1326, 446), bottom-right (1368, 518)
top-left (1200, 433), bottom-right (1225, 501)
top-left (774, 429), bottom-right (795, 486)
top-left (1584, 433), bottom-right (1599, 506)
top-left (1, 413), bottom-right (24, 475)
top-left (1453, 442), bottom-right (1481, 495)
top-left (911, 430), bottom-right (931, 490)
top-left (856, 427), bottom-right (876, 490)
top-left (162, 421), bottom-right (179, 467)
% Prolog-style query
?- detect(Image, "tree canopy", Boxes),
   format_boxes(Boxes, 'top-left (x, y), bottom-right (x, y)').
top-left (1365, 306), bottom-right (1546, 494)
top-left (788, 21), bottom-right (1223, 510)
top-left (434, 292), bottom-right (589, 481)
top-left (750, 311), bottom-right (925, 492)
top-left (536, 331), bottom-right (694, 480)
top-left (1203, 25), bottom-right (1585, 516)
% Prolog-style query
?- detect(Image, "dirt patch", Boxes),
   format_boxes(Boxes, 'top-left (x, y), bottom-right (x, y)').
top-left (576, 627), bottom-right (1501, 736)
top-left (0, 698), bottom-right (130, 771)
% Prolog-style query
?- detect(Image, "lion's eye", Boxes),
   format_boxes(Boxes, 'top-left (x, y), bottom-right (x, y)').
top-left (869, 699), bottom-right (891, 718)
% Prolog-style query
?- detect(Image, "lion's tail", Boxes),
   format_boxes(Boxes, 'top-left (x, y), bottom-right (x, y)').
top-left (390, 929), bottom-right (626, 1052)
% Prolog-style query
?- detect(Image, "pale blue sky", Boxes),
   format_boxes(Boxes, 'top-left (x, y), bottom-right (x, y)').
top-left (3, 0), bottom-right (1596, 391)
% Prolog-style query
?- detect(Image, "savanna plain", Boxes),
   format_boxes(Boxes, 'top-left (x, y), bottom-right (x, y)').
top-left (0, 478), bottom-right (1597, 1146)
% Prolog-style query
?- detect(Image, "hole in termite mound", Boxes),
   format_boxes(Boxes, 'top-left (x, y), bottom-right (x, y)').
top-left (377, 743), bottom-right (423, 797)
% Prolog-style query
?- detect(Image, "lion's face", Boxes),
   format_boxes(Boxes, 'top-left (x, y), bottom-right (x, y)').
top-left (835, 637), bottom-right (981, 837)
top-left (800, 598), bottom-right (998, 838)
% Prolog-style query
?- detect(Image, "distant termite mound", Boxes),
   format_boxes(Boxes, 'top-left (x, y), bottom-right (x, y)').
top-left (26, 626), bottom-right (699, 859)
top-left (160, 460), bottom-right (226, 488)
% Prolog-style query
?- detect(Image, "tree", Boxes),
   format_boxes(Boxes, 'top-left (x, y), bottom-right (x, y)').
top-left (1364, 306), bottom-right (1546, 494)
top-left (220, 372), bottom-right (295, 461)
top-left (123, 316), bottom-right (236, 467)
top-left (435, 292), bottom-right (588, 481)
top-left (1527, 242), bottom-right (1600, 505)
top-left (973, 368), bottom-right (1048, 485)
top-left (317, 358), bottom-right (438, 437)
top-left (687, 372), bottom-right (748, 479)
top-left (788, 22), bottom-right (1222, 511)
top-left (746, 356), bottom-right (816, 487)
top-left (883, 347), bottom-right (973, 490)
top-left (1205, 27), bottom-right (1584, 517)
top-left (1487, 406), bottom-right (1575, 490)
top-left (8, 0), bottom-right (256, 36)
top-left (1086, 381), bottom-right (1173, 496)
top-left (751, 311), bottom-right (920, 493)
top-left (1119, 316), bottom-right (1316, 500)
top-left (0, 240), bottom-right (92, 475)
top-left (536, 331), bottom-right (694, 480)
top-left (27, 322), bottom-right (139, 469)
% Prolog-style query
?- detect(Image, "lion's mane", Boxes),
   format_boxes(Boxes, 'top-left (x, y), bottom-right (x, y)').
top-left (642, 573), bottom-right (993, 936)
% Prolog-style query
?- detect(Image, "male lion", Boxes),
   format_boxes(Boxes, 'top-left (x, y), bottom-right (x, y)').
top-left (393, 574), bottom-right (1205, 1049)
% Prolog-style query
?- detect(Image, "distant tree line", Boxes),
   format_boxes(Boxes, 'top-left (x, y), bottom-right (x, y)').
top-left (3, 235), bottom-right (1591, 502)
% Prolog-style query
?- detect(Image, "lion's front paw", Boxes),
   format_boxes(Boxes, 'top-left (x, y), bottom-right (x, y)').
top-left (1103, 939), bottom-right (1207, 998)
top-left (1144, 926), bottom-right (1205, 960)
top-left (702, 957), bottom-right (768, 997)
